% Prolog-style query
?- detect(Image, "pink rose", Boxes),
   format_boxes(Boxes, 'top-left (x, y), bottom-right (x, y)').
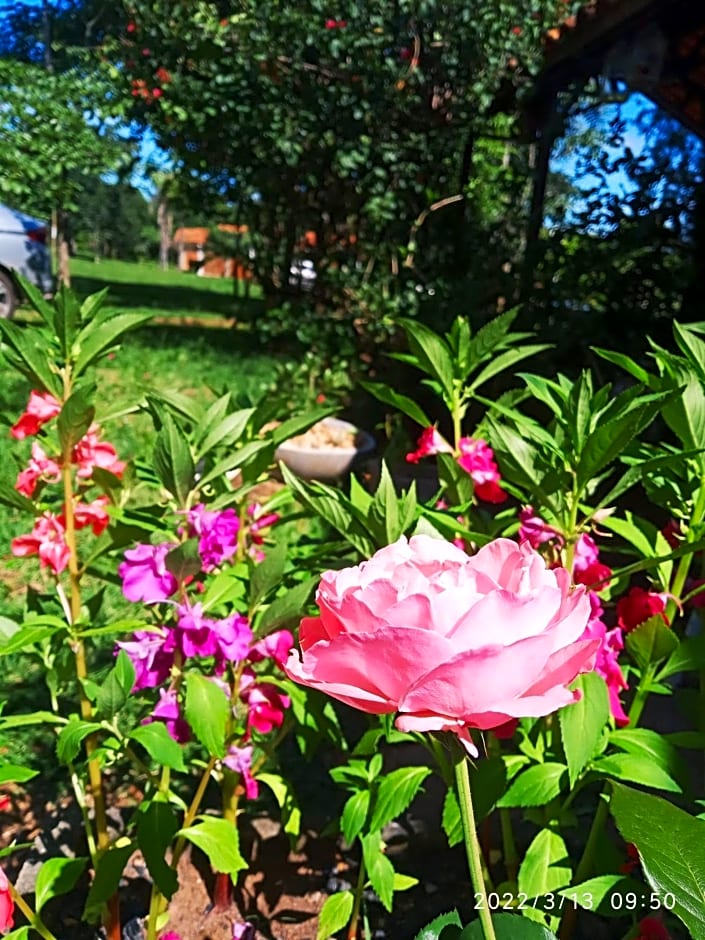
top-left (286, 536), bottom-right (597, 755)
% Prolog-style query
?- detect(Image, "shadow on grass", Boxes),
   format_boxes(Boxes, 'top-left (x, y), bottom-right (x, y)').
top-left (72, 273), bottom-right (265, 320)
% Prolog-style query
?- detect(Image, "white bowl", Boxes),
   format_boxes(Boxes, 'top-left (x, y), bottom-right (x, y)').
top-left (275, 417), bottom-right (375, 481)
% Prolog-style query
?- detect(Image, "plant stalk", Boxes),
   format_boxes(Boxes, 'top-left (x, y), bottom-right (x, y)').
top-left (7, 882), bottom-right (58, 940)
top-left (347, 854), bottom-right (367, 940)
top-left (453, 747), bottom-right (497, 940)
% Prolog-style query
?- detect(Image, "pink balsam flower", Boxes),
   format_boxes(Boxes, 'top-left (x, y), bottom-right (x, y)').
top-left (405, 426), bottom-right (452, 464)
top-left (457, 437), bottom-right (507, 504)
top-left (11, 512), bottom-right (70, 574)
top-left (15, 441), bottom-right (61, 496)
top-left (73, 424), bottom-right (125, 478)
top-left (71, 496), bottom-right (111, 535)
top-left (518, 506), bottom-right (564, 549)
top-left (186, 504), bottom-right (240, 570)
top-left (616, 586), bottom-right (669, 633)
top-left (572, 533), bottom-right (612, 589)
top-left (10, 390), bottom-right (61, 440)
top-left (583, 593), bottom-right (629, 726)
top-left (223, 745), bottom-right (259, 800)
top-left (119, 543), bottom-right (178, 603)
top-left (286, 535), bottom-right (597, 755)
top-left (0, 867), bottom-right (14, 930)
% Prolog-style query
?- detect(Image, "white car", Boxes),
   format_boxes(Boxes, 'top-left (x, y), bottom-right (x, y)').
top-left (0, 202), bottom-right (53, 318)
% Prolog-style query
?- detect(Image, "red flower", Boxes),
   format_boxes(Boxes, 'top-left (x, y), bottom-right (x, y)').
top-left (405, 426), bottom-right (452, 463)
top-left (15, 441), bottom-right (61, 496)
top-left (457, 437), bottom-right (508, 504)
top-left (152, 87), bottom-right (163, 99)
top-left (10, 390), bottom-right (61, 439)
top-left (11, 512), bottom-right (70, 574)
top-left (635, 917), bottom-right (670, 940)
top-left (616, 586), bottom-right (669, 633)
top-left (71, 497), bottom-right (111, 536)
top-left (661, 519), bottom-right (681, 548)
top-left (619, 841), bottom-right (640, 874)
top-left (325, 18), bottom-right (347, 29)
top-left (126, 21), bottom-right (136, 33)
top-left (155, 66), bottom-right (171, 85)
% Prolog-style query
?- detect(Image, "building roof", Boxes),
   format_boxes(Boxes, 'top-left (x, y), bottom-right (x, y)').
top-left (172, 224), bottom-right (249, 246)
top-left (536, 0), bottom-right (705, 139)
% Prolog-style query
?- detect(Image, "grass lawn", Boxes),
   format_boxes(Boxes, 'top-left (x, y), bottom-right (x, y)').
top-left (1, 257), bottom-right (301, 619)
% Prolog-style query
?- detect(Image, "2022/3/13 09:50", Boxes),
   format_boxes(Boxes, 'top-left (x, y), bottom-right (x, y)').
top-left (473, 891), bottom-right (676, 911)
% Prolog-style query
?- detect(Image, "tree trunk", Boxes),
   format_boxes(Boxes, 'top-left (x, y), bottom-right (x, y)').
top-left (158, 195), bottom-right (171, 270)
top-left (57, 210), bottom-right (71, 287)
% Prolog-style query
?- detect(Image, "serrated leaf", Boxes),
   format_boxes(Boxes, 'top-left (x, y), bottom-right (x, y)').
top-left (610, 783), bottom-right (705, 939)
top-left (317, 890), bottom-right (354, 940)
top-left (460, 914), bottom-right (558, 939)
top-left (359, 381), bottom-right (431, 430)
top-left (196, 407), bottom-right (254, 458)
top-left (199, 438), bottom-right (273, 487)
top-left (35, 857), bottom-right (87, 912)
top-left (249, 538), bottom-right (287, 609)
top-left (96, 656), bottom-right (131, 719)
top-left (0, 764), bottom-right (38, 784)
top-left (136, 800), bottom-right (180, 899)
top-left (369, 766), bottom-right (431, 833)
top-left (518, 829), bottom-right (571, 905)
top-left (497, 763), bottom-right (566, 808)
top-left (361, 831), bottom-right (395, 911)
top-left (442, 788), bottom-right (463, 847)
top-left (255, 578), bottom-right (317, 636)
top-left (73, 311), bottom-right (153, 376)
top-left (659, 634), bottom-right (705, 680)
top-left (559, 673), bottom-right (610, 787)
top-left (57, 719), bottom-right (102, 763)
top-left (0, 622), bottom-right (64, 655)
top-left (165, 539), bottom-right (202, 581)
top-left (0, 318), bottom-right (62, 394)
top-left (609, 728), bottom-right (687, 789)
top-left (393, 872), bottom-right (418, 891)
top-left (626, 616), bottom-right (679, 670)
top-left (176, 816), bottom-right (247, 875)
top-left (153, 412), bottom-right (195, 505)
top-left (413, 910), bottom-right (462, 940)
top-left (399, 318), bottom-right (455, 399)
top-left (53, 285), bottom-right (81, 360)
top-left (592, 753), bottom-right (681, 793)
top-left (129, 723), bottom-right (187, 772)
top-left (341, 789), bottom-right (370, 844)
top-left (184, 672), bottom-right (229, 758)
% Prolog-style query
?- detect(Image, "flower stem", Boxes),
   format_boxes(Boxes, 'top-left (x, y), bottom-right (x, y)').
top-left (347, 854), bottom-right (367, 940)
top-left (7, 881), bottom-right (58, 940)
top-left (453, 748), bottom-right (497, 940)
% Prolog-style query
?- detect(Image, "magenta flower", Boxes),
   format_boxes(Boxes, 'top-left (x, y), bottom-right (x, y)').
top-left (119, 543), bottom-right (178, 603)
top-left (175, 602), bottom-right (219, 658)
top-left (215, 613), bottom-right (253, 667)
top-left (583, 592), bottom-right (629, 726)
top-left (248, 503), bottom-right (280, 545)
top-left (248, 629), bottom-right (294, 668)
top-left (518, 506), bottom-right (564, 549)
top-left (11, 512), bottom-right (70, 574)
top-left (10, 390), bottom-right (61, 440)
top-left (223, 745), bottom-right (258, 799)
top-left (15, 441), bottom-right (61, 496)
top-left (240, 670), bottom-right (290, 733)
top-left (405, 426), bottom-right (452, 464)
top-left (187, 504), bottom-right (240, 571)
top-left (144, 688), bottom-right (190, 743)
top-left (115, 629), bottom-right (175, 691)
top-left (457, 437), bottom-right (507, 504)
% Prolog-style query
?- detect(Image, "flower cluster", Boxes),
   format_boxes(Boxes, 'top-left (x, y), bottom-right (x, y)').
top-left (9, 391), bottom-right (123, 574)
top-left (117, 504), bottom-right (291, 799)
top-left (406, 426), bottom-right (507, 503)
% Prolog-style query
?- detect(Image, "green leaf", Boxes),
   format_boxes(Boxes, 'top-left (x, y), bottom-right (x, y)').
top-left (393, 872), bottom-right (418, 891)
top-left (469, 345), bottom-right (550, 392)
top-left (176, 816), bottom-right (247, 876)
top-left (96, 650), bottom-right (135, 718)
top-left (0, 711), bottom-right (66, 731)
top-left (0, 764), bottom-right (38, 784)
top-left (136, 800), bottom-right (180, 900)
top-left (610, 782), bottom-right (705, 939)
top-left (198, 439), bottom-right (273, 488)
top-left (35, 857), bottom-right (87, 912)
top-left (57, 719), bottom-right (102, 763)
top-left (4, 927), bottom-right (31, 940)
top-left (0, 319), bottom-right (62, 394)
top-left (658, 634), bottom-right (705, 680)
top-left (609, 728), bottom-right (687, 789)
top-left (255, 577), bottom-right (317, 636)
top-left (497, 763), bottom-right (567, 808)
top-left (317, 890), bottom-right (354, 940)
top-left (340, 789), bottom-right (371, 844)
top-left (184, 672), bottom-right (229, 758)
top-left (518, 830), bottom-right (571, 905)
top-left (249, 538), bottom-right (288, 609)
top-left (413, 910), bottom-right (462, 940)
top-left (73, 311), bottom-right (153, 376)
top-left (626, 617), bottom-right (679, 670)
top-left (460, 914), bottom-right (558, 939)
top-left (361, 831), bottom-right (395, 911)
top-left (83, 840), bottom-right (134, 923)
top-left (153, 412), bottom-right (195, 505)
top-left (442, 789), bottom-right (463, 847)
top-left (53, 285), bottom-right (82, 360)
top-left (0, 622), bottom-right (64, 655)
top-left (269, 406), bottom-right (336, 447)
top-left (399, 318), bottom-right (456, 399)
top-left (591, 753), bottom-right (681, 793)
top-left (129, 722), bottom-right (187, 772)
top-left (196, 407), bottom-right (254, 458)
top-left (559, 674), bottom-right (610, 787)
top-left (360, 381), bottom-right (431, 429)
top-left (557, 874), bottom-right (646, 916)
top-left (258, 773), bottom-right (302, 842)
top-left (369, 766), bottom-right (431, 833)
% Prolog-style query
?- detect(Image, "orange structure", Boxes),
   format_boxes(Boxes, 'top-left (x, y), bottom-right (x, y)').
top-left (172, 224), bottom-right (251, 278)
